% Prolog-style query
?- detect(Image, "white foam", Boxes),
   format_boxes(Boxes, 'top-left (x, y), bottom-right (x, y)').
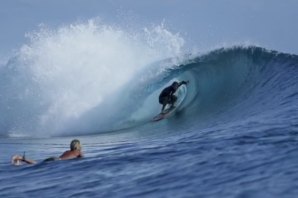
top-left (2, 19), bottom-right (185, 136)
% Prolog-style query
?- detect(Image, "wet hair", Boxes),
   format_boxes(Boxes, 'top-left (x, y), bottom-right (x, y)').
top-left (70, 139), bottom-right (81, 151)
top-left (171, 81), bottom-right (179, 87)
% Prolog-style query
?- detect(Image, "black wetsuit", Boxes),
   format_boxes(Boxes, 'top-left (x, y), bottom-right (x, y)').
top-left (159, 81), bottom-right (188, 105)
top-left (158, 81), bottom-right (187, 113)
top-left (159, 86), bottom-right (176, 104)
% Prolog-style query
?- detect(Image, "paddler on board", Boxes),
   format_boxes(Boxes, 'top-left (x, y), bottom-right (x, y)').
top-left (11, 139), bottom-right (83, 166)
top-left (159, 80), bottom-right (189, 113)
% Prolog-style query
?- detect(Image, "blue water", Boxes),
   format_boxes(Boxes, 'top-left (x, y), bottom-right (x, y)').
top-left (1, 46), bottom-right (298, 197)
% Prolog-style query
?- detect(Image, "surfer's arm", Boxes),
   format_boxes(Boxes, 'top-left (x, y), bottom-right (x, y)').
top-left (178, 81), bottom-right (189, 87)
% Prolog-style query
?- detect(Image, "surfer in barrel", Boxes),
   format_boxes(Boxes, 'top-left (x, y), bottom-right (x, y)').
top-left (11, 139), bottom-right (83, 166)
top-left (159, 81), bottom-right (189, 113)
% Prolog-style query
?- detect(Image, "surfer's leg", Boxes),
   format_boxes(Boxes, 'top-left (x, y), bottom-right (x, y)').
top-left (161, 103), bottom-right (167, 113)
top-left (170, 95), bottom-right (177, 107)
top-left (11, 155), bottom-right (23, 166)
top-left (11, 154), bottom-right (37, 165)
top-left (160, 97), bottom-right (168, 113)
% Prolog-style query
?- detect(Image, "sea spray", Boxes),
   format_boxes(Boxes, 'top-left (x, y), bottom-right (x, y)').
top-left (0, 20), bottom-right (185, 137)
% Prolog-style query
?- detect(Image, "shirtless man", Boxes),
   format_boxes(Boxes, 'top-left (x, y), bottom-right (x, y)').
top-left (11, 139), bottom-right (83, 165)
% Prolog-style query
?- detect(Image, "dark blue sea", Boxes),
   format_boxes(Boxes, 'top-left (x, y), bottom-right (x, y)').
top-left (1, 46), bottom-right (298, 197)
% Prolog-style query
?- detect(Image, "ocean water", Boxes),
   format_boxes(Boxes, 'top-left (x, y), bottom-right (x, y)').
top-left (0, 22), bottom-right (298, 198)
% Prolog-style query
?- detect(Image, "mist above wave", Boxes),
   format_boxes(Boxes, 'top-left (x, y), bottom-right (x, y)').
top-left (0, 19), bottom-right (185, 137)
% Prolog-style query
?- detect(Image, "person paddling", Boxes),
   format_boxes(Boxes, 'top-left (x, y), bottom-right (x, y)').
top-left (11, 139), bottom-right (83, 166)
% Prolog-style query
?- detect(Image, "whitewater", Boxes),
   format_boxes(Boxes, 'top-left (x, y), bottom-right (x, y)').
top-left (1, 20), bottom-right (298, 198)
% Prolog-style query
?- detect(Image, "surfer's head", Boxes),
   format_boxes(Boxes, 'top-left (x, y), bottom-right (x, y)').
top-left (70, 139), bottom-right (81, 151)
top-left (172, 81), bottom-right (179, 90)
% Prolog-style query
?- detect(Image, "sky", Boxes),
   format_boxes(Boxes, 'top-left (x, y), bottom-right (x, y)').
top-left (1, 0), bottom-right (298, 61)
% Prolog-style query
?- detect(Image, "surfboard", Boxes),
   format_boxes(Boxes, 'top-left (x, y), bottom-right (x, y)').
top-left (152, 106), bottom-right (176, 122)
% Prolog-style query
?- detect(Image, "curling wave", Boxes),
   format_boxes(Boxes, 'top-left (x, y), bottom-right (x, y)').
top-left (67, 46), bottom-right (298, 135)
top-left (1, 31), bottom-right (298, 137)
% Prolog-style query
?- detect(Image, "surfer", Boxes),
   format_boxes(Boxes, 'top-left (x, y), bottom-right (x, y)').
top-left (11, 139), bottom-right (83, 166)
top-left (159, 81), bottom-right (189, 113)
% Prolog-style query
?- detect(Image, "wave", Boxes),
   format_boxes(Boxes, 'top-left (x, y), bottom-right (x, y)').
top-left (1, 21), bottom-right (298, 137)
top-left (73, 46), bottom-right (298, 134)
top-left (0, 20), bottom-right (185, 137)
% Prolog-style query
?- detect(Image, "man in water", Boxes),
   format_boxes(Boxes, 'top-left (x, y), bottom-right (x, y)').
top-left (11, 139), bottom-right (83, 165)
top-left (159, 81), bottom-right (189, 113)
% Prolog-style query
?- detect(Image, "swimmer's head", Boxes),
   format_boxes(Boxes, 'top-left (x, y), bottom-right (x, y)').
top-left (70, 139), bottom-right (81, 151)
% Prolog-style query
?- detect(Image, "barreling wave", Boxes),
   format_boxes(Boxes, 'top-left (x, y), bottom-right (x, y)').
top-left (1, 42), bottom-right (298, 137)
top-left (65, 46), bottom-right (298, 135)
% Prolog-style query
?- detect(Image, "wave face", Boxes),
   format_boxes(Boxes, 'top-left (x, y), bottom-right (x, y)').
top-left (103, 46), bottom-right (298, 133)
top-left (1, 23), bottom-right (298, 137)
